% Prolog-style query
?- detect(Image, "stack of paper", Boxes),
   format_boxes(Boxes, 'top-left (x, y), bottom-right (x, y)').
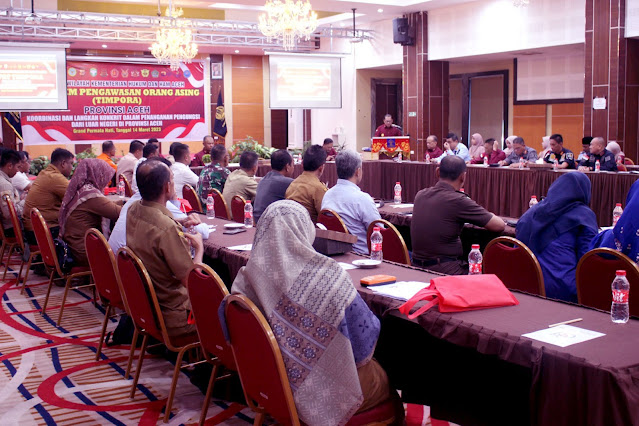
top-left (369, 281), bottom-right (430, 300)
top-left (227, 244), bottom-right (253, 251)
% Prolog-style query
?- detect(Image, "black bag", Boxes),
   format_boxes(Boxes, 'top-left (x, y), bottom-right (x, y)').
top-left (53, 237), bottom-right (74, 273)
top-left (106, 314), bottom-right (138, 346)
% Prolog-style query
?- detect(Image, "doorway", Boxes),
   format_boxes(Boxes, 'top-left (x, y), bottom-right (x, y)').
top-left (372, 79), bottom-right (403, 136)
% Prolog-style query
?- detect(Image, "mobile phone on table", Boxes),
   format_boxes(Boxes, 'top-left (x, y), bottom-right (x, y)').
top-left (223, 228), bottom-right (247, 235)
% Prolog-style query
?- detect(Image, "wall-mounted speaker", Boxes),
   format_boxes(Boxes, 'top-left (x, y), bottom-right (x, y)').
top-left (393, 17), bottom-right (414, 46)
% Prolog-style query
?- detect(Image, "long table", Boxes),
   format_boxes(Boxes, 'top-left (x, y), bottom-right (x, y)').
top-left (199, 216), bottom-right (639, 425)
top-left (194, 161), bottom-right (638, 226)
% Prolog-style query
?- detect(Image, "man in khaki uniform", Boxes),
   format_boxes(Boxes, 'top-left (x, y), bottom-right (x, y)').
top-left (285, 144), bottom-right (327, 223)
top-left (126, 160), bottom-right (203, 337)
top-left (222, 151), bottom-right (258, 206)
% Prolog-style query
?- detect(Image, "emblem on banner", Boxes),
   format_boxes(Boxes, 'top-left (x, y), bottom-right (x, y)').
top-left (90, 68), bottom-right (98, 77)
top-left (121, 69), bottom-right (128, 78)
top-left (152, 70), bottom-right (159, 78)
top-left (110, 69), bottom-right (119, 78)
top-left (141, 69), bottom-right (150, 77)
top-left (67, 68), bottom-right (77, 77)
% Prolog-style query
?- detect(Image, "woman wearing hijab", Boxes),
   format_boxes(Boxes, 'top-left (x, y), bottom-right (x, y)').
top-left (468, 133), bottom-right (485, 161)
top-left (539, 135), bottom-right (551, 160)
top-left (59, 158), bottom-right (122, 266)
top-left (230, 200), bottom-right (398, 426)
top-left (590, 180), bottom-right (639, 263)
top-left (606, 141), bottom-right (626, 164)
top-left (503, 135), bottom-right (516, 156)
top-left (516, 173), bottom-right (598, 302)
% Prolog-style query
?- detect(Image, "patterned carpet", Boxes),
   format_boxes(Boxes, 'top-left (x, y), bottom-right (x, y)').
top-left (0, 257), bottom-right (448, 425)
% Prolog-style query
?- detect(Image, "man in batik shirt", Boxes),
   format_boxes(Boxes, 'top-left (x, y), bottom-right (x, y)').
top-left (197, 144), bottom-right (230, 203)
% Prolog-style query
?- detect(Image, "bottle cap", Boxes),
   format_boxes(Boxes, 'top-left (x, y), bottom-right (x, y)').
top-left (246, 200), bottom-right (251, 204)
top-left (396, 182), bottom-right (400, 185)
top-left (532, 195), bottom-right (537, 199)
top-left (471, 244), bottom-right (480, 250)
top-left (616, 203), bottom-right (622, 207)
top-left (616, 270), bottom-right (627, 276)
top-left (373, 227), bottom-right (381, 232)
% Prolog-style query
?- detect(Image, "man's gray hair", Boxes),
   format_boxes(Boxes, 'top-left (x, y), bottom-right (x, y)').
top-left (335, 150), bottom-right (362, 180)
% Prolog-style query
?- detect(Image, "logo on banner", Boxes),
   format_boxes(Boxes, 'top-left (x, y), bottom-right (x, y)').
top-left (141, 69), bottom-right (149, 78)
top-left (183, 69), bottom-right (191, 78)
top-left (68, 68), bottom-right (77, 77)
top-left (121, 69), bottom-right (128, 78)
top-left (110, 69), bottom-right (119, 78)
top-left (152, 70), bottom-right (159, 78)
top-left (90, 68), bottom-right (98, 77)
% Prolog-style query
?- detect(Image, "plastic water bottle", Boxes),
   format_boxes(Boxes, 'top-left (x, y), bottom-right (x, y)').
top-left (613, 203), bottom-right (623, 226)
top-left (595, 160), bottom-right (601, 172)
top-left (483, 155), bottom-right (488, 166)
top-left (468, 244), bottom-right (482, 275)
top-left (519, 157), bottom-right (525, 169)
top-left (425, 153), bottom-right (431, 164)
top-left (397, 152), bottom-right (403, 163)
top-left (553, 158), bottom-right (559, 171)
top-left (393, 182), bottom-right (402, 204)
top-left (117, 177), bottom-right (125, 198)
top-left (244, 200), bottom-right (253, 228)
top-left (611, 270), bottom-right (629, 323)
top-left (370, 227), bottom-right (383, 261)
top-left (529, 195), bottom-right (538, 208)
top-left (206, 193), bottom-right (215, 219)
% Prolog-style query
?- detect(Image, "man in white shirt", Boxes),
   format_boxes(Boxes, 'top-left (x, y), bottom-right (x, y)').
top-left (131, 143), bottom-right (159, 193)
top-left (109, 157), bottom-right (209, 253)
top-left (116, 140), bottom-right (144, 184)
top-left (435, 133), bottom-right (471, 163)
top-left (170, 143), bottom-right (199, 198)
top-left (321, 150), bottom-right (381, 254)
top-left (11, 151), bottom-right (32, 199)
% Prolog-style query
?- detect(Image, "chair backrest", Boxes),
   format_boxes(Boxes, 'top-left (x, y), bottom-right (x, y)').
top-left (483, 236), bottom-right (545, 296)
top-left (366, 219), bottom-right (410, 265)
top-left (318, 209), bottom-right (349, 233)
top-left (210, 188), bottom-right (230, 219)
top-left (85, 228), bottom-right (124, 310)
top-left (182, 184), bottom-right (203, 213)
top-left (30, 208), bottom-right (62, 275)
top-left (224, 294), bottom-right (300, 426)
top-left (577, 248), bottom-right (639, 316)
top-left (231, 195), bottom-right (247, 223)
top-left (120, 174), bottom-right (133, 197)
top-left (187, 264), bottom-right (236, 370)
top-left (2, 194), bottom-right (25, 251)
top-left (625, 158), bottom-right (635, 165)
top-left (116, 247), bottom-right (166, 343)
top-left (618, 163), bottom-right (628, 172)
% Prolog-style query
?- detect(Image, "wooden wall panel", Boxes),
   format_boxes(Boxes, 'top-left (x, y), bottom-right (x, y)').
top-left (231, 55), bottom-right (264, 143)
top-left (232, 105), bottom-right (264, 142)
top-left (231, 68), bottom-right (263, 104)
top-left (551, 102), bottom-right (584, 155)
top-left (513, 104), bottom-right (546, 150)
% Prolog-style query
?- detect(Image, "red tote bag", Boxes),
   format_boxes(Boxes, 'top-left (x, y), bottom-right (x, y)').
top-left (399, 274), bottom-right (519, 319)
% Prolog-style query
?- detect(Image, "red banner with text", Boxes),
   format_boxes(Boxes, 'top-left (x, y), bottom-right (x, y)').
top-left (21, 61), bottom-right (207, 145)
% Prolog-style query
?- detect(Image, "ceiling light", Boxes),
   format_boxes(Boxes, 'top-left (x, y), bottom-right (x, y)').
top-left (150, 0), bottom-right (198, 71)
top-left (377, 8), bottom-right (383, 12)
top-left (259, 0), bottom-right (319, 51)
top-left (235, 49), bottom-right (240, 53)
top-left (24, 0), bottom-right (42, 25)
top-left (513, 0), bottom-right (530, 6)
top-left (102, 44), bottom-right (108, 48)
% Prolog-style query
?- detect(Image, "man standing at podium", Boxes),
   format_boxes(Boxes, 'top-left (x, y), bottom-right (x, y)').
top-left (374, 114), bottom-right (402, 137)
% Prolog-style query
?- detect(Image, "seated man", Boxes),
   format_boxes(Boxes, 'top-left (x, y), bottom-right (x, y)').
top-left (411, 156), bottom-right (505, 275)
top-left (578, 136), bottom-right (593, 162)
top-left (132, 143), bottom-right (159, 193)
top-left (190, 135), bottom-right (214, 167)
top-left (543, 133), bottom-right (575, 169)
top-left (147, 138), bottom-right (161, 154)
top-left (97, 140), bottom-right (118, 171)
top-left (126, 160), bottom-right (203, 337)
top-left (578, 137), bottom-right (618, 172)
top-left (321, 150), bottom-right (381, 254)
top-left (109, 157), bottom-right (208, 253)
top-left (23, 148), bottom-right (74, 244)
top-left (223, 151), bottom-right (259, 206)
top-left (11, 151), bottom-right (32, 198)
top-left (253, 149), bottom-right (294, 223)
top-left (285, 144), bottom-right (327, 223)
top-left (116, 140), bottom-right (144, 184)
top-left (197, 144), bottom-right (230, 203)
top-left (0, 150), bottom-right (25, 236)
top-left (170, 143), bottom-right (199, 198)
top-left (435, 133), bottom-right (470, 162)
top-left (323, 138), bottom-right (338, 161)
top-left (424, 135), bottom-right (443, 161)
top-left (500, 137), bottom-right (538, 167)
top-left (374, 114), bottom-right (402, 137)
top-left (470, 138), bottom-right (505, 164)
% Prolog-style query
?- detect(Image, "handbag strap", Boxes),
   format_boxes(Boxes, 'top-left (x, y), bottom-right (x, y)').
top-left (398, 288), bottom-right (439, 319)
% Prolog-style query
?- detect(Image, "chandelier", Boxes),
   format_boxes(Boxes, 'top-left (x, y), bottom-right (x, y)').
top-left (513, 0), bottom-right (530, 6)
top-left (150, 1), bottom-right (198, 71)
top-left (258, 0), bottom-right (319, 51)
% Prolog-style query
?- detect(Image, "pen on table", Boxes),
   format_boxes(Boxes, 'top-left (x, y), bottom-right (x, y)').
top-left (548, 318), bottom-right (583, 328)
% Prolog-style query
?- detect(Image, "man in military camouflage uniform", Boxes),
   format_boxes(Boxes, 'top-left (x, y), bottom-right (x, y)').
top-left (197, 144), bottom-right (230, 203)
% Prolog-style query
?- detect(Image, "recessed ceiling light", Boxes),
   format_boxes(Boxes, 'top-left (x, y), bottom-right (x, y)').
top-left (235, 49), bottom-right (240, 53)
top-left (102, 44), bottom-right (108, 48)
top-left (378, 8), bottom-right (383, 12)
top-left (339, 22), bottom-right (346, 27)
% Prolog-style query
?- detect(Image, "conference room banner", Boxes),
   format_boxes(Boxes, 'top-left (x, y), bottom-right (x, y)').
top-left (21, 61), bottom-right (207, 145)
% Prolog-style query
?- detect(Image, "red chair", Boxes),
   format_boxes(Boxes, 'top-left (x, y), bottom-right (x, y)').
top-left (120, 174), bottom-right (133, 197)
top-left (183, 184), bottom-right (203, 213)
top-left (318, 209), bottom-right (350, 233)
top-left (231, 195), bottom-right (247, 223)
top-left (484, 237), bottom-right (545, 296)
top-left (625, 158), bottom-right (635, 165)
top-left (31, 208), bottom-right (93, 326)
top-left (577, 248), bottom-right (639, 316)
top-left (210, 188), bottom-right (230, 219)
top-left (618, 163), bottom-right (628, 171)
top-left (2, 194), bottom-right (43, 289)
top-left (84, 228), bottom-right (126, 362)
top-left (116, 247), bottom-right (199, 423)
top-left (0, 219), bottom-right (18, 276)
top-left (187, 264), bottom-right (236, 426)
top-left (366, 219), bottom-right (411, 265)
top-left (224, 294), bottom-right (397, 426)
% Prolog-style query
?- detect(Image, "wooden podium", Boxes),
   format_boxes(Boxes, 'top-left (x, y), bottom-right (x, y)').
top-left (371, 136), bottom-right (411, 159)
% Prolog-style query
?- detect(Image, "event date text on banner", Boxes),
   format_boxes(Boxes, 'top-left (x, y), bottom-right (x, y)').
top-left (21, 61), bottom-right (207, 145)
